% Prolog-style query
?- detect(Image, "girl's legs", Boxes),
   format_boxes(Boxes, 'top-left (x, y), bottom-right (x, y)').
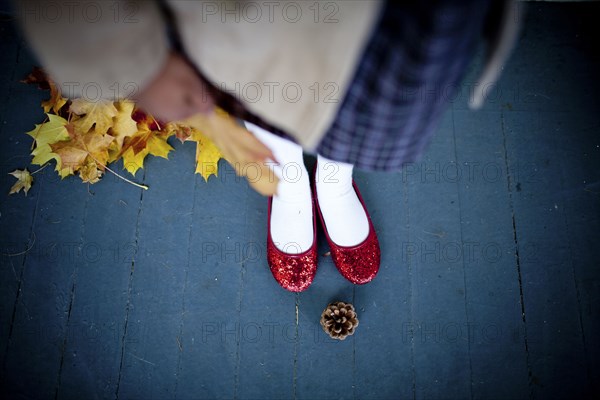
top-left (244, 122), bottom-right (313, 254)
top-left (315, 154), bottom-right (369, 246)
top-left (244, 123), bottom-right (371, 252)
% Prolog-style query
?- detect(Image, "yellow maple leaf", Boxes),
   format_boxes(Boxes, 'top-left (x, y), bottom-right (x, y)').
top-left (181, 110), bottom-right (278, 196)
top-left (8, 169), bottom-right (33, 195)
top-left (109, 101), bottom-right (138, 158)
top-left (26, 114), bottom-right (70, 174)
top-left (70, 98), bottom-right (117, 135)
top-left (120, 122), bottom-right (173, 176)
top-left (121, 147), bottom-right (147, 176)
top-left (165, 121), bottom-right (223, 180)
top-left (21, 68), bottom-right (271, 191)
top-left (26, 113), bottom-right (69, 148)
top-left (189, 128), bottom-right (223, 181)
top-left (146, 133), bottom-right (173, 158)
top-left (50, 124), bottom-right (114, 178)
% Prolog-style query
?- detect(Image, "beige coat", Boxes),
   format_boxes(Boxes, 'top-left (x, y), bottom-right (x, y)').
top-left (18, 0), bottom-right (519, 151)
top-left (18, 0), bottom-right (381, 151)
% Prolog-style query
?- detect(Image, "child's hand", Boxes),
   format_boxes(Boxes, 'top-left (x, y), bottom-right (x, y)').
top-left (181, 111), bottom-right (280, 197)
top-left (135, 52), bottom-right (214, 122)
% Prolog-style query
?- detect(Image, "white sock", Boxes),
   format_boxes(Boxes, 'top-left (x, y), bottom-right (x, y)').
top-left (244, 122), bottom-right (313, 254)
top-left (316, 154), bottom-right (369, 246)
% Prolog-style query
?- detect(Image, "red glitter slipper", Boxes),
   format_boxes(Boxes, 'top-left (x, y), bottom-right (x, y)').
top-left (266, 197), bottom-right (318, 292)
top-left (312, 170), bottom-right (380, 285)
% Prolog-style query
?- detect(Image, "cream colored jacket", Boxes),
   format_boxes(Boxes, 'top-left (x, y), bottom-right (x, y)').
top-left (18, 1), bottom-right (518, 151)
top-left (18, 0), bottom-right (381, 151)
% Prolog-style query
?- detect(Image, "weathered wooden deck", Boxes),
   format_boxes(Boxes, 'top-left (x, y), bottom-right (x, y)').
top-left (1, 3), bottom-right (599, 399)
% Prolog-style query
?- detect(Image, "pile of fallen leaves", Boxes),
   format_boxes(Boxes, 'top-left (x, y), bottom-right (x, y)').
top-left (9, 68), bottom-right (223, 195)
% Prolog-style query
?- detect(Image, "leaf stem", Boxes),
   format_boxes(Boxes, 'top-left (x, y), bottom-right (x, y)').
top-left (150, 114), bottom-right (161, 130)
top-left (102, 163), bottom-right (148, 190)
top-left (86, 153), bottom-right (148, 190)
top-left (30, 163), bottom-right (49, 175)
top-left (29, 114), bottom-right (50, 150)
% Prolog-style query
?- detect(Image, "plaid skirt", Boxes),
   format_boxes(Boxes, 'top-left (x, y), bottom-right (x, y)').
top-left (316, 0), bottom-right (494, 171)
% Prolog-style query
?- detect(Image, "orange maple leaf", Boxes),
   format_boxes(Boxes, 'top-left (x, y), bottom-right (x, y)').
top-left (165, 122), bottom-right (193, 143)
top-left (50, 123), bottom-right (114, 181)
top-left (119, 121), bottom-right (173, 176)
top-left (42, 80), bottom-right (68, 114)
top-left (21, 67), bottom-right (68, 114)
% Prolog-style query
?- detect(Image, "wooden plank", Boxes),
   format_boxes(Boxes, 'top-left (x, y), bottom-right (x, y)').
top-left (1, 171), bottom-right (90, 398)
top-left (0, 41), bottom-right (41, 369)
top-left (175, 161), bottom-right (247, 399)
top-left (405, 113), bottom-right (471, 399)
top-left (54, 164), bottom-right (143, 398)
top-left (453, 109), bottom-right (529, 398)
top-left (115, 142), bottom-right (196, 398)
top-left (352, 171), bottom-right (413, 399)
top-left (0, 43), bottom-right (84, 399)
top-left (295, 181), bottom-right (355, 400)
top-left (295, 288), bottom-right (355, 400)
top-left (504, 111), bottom-right (590, 398)
top-left (235, 189), bottom-right (296, 399)
top-left (554, 115), bottom-right (600, 397)
top-left (486, 4), bottom-right (598, 396)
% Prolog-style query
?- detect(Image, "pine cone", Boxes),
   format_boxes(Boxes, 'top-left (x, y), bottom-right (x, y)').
top-left (320, 301), bottom-right (359, 340)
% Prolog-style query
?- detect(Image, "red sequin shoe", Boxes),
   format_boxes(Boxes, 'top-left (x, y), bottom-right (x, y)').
top-left (266, 197), bottom-right (318, 292)
top-left (313, 174), bottom-right (380, 285)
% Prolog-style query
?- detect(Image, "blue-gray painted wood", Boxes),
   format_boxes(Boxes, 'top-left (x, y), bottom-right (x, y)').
top-left (0, 37), bottom-right (42, 371)
top-left (504, 111), bottom-right (592, 399)
top-left (1, 3), bottom-right (599, 399)
top-left (0, 40), bottom-right (91, 399)
top-left (55, 165), bottom-right (143, 399)
top-left (176, 161), bottom-right (248, 399)
top-left (1, 172), bottom-right (90, 399)
top-left (453, 109), bottom-right (529, 398)
top-left (352, 171), bottom-right (413, 400)
top-left (553, 115), bottom-right (600, 397)
top-left (405, 113), bottom-right (472, 399)
top-left (295, 197), bottom-right (356, 400)
top-left (235, 188), bottom-right (296, 400)
top-left (115, 141), bottom-right (197, 399)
